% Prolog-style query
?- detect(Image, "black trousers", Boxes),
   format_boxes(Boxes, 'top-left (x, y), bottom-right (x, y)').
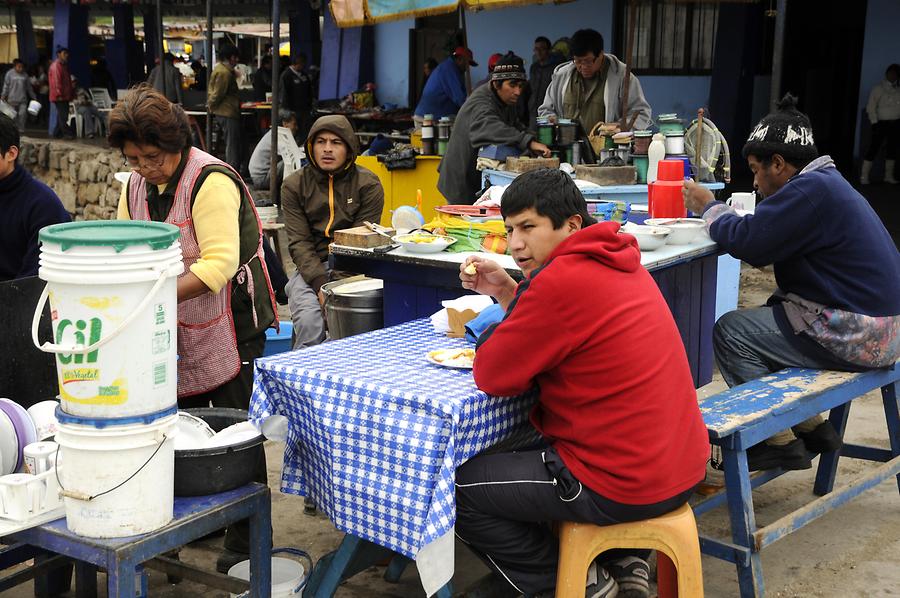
top-left (455, 446), bottom-right (696, 596)
top-left (865, 119), bottom-right (900, 161)
top-left (53, 101), bottom-right (71, 137)
top-left (179, 332), bottom-right (269, 554)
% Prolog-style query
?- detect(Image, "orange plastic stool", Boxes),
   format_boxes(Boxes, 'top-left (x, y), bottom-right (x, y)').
top-left (555, 504), bottom-right (704, 598)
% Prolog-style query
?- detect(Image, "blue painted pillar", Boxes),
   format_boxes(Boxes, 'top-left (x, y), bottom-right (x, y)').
top-left (109, 3), bottom-right (144, 89)
top-left (289, 1), bottom-right (320, 66)
top-left (15, 7), bottom-right (38, 67)
top-left (319, 0), bottom-right (374, 101)
top-left (51, 0), bottom-right (91, 88)
top-left (143, 12), bottom-right (160, 77)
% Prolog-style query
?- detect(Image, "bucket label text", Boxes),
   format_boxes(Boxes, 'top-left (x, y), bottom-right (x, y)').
top-left (56, 317), bottom-right (102, 364)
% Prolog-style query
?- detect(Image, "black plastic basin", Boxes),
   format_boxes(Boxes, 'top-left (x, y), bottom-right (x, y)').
top-left (173, 407), bottom-right (265, 497)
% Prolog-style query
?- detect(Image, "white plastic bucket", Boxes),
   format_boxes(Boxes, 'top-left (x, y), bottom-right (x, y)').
top-left (27, 100), bottom-right (41, 116)
top-left (54, 413), bottom-right (177, 538)
top-left (228, 549), bottom-right (311, 598)
top-left (33, 222), bottom-right (183, 419)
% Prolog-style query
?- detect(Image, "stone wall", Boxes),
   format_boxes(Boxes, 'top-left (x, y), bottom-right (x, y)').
top-left (19, 138), bottom-right (123, 221)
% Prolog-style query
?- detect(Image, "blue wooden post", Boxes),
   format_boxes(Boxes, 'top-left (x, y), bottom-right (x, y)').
top-left (721, 441), bottom-right (765, 598)
top-left (319, 0), bottom-right (375, 101)
top-left (143, 12), bottom-right (160, 78)
top-left (882, 381), bottom-right (900, 493)
top-left (289, 2), bottom-right (319, 66)
top-left (51, 0), bottom-right (91, 88)
top-left (109, 3), bottom-right (143, 90)
top-left (14, 7), bottom-right (38, 67)
top-left (813, 401), bottom-right (851, 496)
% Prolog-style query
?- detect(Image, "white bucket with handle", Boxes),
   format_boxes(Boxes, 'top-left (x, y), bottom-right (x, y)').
top-left (54, 410), bottom-right (177, 538)
top-left (228, 548), bottom-right (312, 598)
top-left (33, 222), bottom-right (183, 419)
top-left (27, 100), bottom-right (42, 117)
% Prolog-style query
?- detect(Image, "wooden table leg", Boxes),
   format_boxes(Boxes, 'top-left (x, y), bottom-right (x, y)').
top-left (722, 445), bottom-right (765, 598)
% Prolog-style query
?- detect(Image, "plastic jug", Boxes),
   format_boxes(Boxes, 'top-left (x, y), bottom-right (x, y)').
top-left (646, 133), bottom-right (666, 183)
top-left (648, 180), bottom-right (687, 219)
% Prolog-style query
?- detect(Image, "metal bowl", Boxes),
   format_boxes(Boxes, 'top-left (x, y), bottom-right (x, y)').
top-left (173, 408), bottom-right (264, 497)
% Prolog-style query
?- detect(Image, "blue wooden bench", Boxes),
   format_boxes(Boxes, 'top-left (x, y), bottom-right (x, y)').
top-left (694, 365), bottom-right (900, 597)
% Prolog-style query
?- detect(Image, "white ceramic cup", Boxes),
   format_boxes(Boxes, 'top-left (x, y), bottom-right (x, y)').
top-left (727, 192), bottom-right (756, 213)
top-left (23, 441), bottom-right (58, 474)
top-left (27, 400), bottom-right (60, 441)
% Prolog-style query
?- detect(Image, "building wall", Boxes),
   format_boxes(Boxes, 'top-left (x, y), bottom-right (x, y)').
top-left (855, 0), bottom-right (899, 159)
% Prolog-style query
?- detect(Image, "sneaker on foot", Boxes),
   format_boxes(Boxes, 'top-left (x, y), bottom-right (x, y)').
top-left (793, 421), bottom-right (841, 454)
top-left (586, 561), bottom-right (619, 598)
top-left (746, 439), bottom-right (812, 471)
top-left (606, 556), bottom-right (650, 598)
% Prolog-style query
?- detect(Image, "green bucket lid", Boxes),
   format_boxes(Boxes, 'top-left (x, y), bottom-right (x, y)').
top-left (39, 221), bottom-right (180, 253)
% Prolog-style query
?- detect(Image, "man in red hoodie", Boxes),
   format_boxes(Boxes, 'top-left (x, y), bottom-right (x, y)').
top-left (456, 168), bottom-right (709, 598)
top-left (48, 47), bottom-right (75, 139)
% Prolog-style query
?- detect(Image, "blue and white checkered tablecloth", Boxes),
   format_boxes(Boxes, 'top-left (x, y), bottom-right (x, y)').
top-left (250, 318), bottom-right (538, 559)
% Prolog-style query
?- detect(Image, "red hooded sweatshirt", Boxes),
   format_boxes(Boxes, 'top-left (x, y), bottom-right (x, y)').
top-left (473, 221), bottom-right (709, 505)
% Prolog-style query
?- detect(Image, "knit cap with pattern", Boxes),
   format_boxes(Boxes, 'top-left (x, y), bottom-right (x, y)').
top-left (742, 94), bottom-right (818, 164)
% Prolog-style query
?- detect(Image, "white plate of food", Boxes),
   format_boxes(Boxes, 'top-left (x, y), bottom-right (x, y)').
top-left (392, 233), bottom-right (457, 253)
top-left (426, 348), bottom-right (476, 369)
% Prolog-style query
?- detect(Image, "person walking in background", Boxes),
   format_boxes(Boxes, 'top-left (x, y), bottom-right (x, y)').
top-left (528, 36), bottom-right (563, 129)
top-left (207, 44), bottom-right (242, 171)
top-left (861, 63), bottom-right (900, 185)
top-left (2, 59), bottom-right (36, 133)
top-left (148, 52), bottom-right (184, 105)
top-left (279, 53), bottom-right (314, 141)
top-left (48, 47), bottom-right (75, 139)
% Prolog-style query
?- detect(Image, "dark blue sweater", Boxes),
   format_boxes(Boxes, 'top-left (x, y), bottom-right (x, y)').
top-left (0, 164), bottom-right (71, 281)
top-left (709, 165), bottom-right (900, 318)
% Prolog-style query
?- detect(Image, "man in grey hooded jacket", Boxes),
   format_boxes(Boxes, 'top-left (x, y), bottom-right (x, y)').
top-left (539, 29), bottom-right (651, 132)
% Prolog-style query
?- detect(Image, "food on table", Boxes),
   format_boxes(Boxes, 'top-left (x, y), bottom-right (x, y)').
top-left (407, 234), bottom-right (438, 243)
top-left (428, 348), bottom-right (476, 368)
top-left (464, 263), bottom-right (478, 275)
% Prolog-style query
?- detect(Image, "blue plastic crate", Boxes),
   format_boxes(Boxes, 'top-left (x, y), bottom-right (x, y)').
top-left (264, 322), bottom-right (293, 357)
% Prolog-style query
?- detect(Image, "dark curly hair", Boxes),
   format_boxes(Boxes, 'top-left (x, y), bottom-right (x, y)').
top-left (107, 84), bottom-right (192, 154)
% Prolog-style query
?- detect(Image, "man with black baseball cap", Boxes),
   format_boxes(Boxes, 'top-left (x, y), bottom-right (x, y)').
top-left (683, 94), bottom-right (900, 471)
top-left (438, 53), bottom-right (551, 204)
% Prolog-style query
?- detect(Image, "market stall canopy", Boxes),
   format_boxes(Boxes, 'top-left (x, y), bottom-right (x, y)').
top-left (330, 0), bottom-right (574, 27)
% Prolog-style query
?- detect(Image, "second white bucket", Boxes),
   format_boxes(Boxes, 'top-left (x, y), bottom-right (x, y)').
top-left (54, 412), bottom-right (177, 538)
top-left (33, 221), bottom-right (183, 419)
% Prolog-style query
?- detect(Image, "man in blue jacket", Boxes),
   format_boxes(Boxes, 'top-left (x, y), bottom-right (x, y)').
top-left (414, 47), bottom-right (476, 119)
top-left (683, 94), bottom-right (900, 471)
top-left (0, 115), bottom-right (70, 281)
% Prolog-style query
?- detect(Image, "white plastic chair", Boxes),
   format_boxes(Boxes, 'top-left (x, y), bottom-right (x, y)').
top-left (89, 88), bottom-right (113, 109)
top-left (277, 127), bottom-right (306, 178)
top-left (66, 103), bottom-right (83, 137)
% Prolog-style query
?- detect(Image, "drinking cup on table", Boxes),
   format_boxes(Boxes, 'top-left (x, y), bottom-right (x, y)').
top-left (727, 192), bottom-right (756, 213)
top-left (23, 441), bottom-right (58, 474)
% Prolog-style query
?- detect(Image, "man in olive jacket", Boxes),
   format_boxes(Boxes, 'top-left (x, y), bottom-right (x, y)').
top-left (281, 115), bottom-right (384, 349)
top-left (438, 53), bottom-right (550, 205)
top-left (207, 44), bottom-right (241, 171)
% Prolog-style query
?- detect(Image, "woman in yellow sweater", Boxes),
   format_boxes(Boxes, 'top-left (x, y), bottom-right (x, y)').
top-left (108, 85), bottom-right (276, 570)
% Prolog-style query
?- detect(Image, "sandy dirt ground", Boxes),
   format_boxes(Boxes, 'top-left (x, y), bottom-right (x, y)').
top-left (5, 264), bottom-right (900, 597)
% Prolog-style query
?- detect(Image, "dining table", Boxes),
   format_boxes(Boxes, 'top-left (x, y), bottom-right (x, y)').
top-left (250, 319), bottom-right (539, 596)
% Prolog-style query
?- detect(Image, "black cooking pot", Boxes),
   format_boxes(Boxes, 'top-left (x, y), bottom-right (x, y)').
top-left (174, 407), bottom-right (265, 497)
